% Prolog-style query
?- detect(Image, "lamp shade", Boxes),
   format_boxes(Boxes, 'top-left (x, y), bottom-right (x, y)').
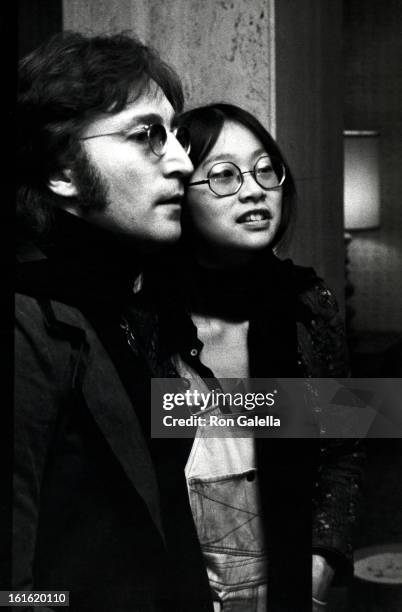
top-left (344, 130), bottom-right (380, 230)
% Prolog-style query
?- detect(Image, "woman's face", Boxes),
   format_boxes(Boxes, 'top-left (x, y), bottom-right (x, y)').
top-left (185, 121), bottom-right (283, 262)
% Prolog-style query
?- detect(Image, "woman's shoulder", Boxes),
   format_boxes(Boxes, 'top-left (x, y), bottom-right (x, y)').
top-left (296, 274), bottom-right (341, 323)
top-left (275, 257), bottom-right (340, 320)
top-left (279, 260), bottom-right (349, 376)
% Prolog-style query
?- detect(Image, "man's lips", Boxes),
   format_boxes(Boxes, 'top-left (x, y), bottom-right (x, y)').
top-left (157, 193), bottom-right (184, 205)
top-left (236, 208), bottom-right (272, 223)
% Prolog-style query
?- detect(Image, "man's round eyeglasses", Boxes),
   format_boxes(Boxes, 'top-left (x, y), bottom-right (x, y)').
top-left (188, 155), bottom-right (286, 197)
top-left (80, 123), bottom-right (191, 158)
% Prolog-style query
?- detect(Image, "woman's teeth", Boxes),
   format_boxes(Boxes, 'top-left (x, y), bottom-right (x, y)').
top-left (240, 211), bottom-right (268, 223)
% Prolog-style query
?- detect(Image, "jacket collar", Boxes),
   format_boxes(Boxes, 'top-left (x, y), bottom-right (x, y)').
top-left (16, 209), bottom-right (142, 311)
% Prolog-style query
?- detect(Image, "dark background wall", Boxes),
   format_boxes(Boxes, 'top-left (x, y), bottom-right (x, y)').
top-left (18, 0), bottom-right (62, 58)
top-left (275, 1), bottom-right (344, 305)
top-left (343, 7), bottom-right (402, 612)
top-left (344, 0), bottom-right (402, 334)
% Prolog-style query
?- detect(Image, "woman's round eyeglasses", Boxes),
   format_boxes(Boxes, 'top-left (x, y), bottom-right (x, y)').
top-left (188, 155), bottom-right (286, 197)
top-left (80, 123), bottom-right (191, 158)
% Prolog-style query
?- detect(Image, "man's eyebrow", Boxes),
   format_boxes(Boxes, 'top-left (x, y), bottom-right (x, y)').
top-left (120, 113), bottom-right (164, 131)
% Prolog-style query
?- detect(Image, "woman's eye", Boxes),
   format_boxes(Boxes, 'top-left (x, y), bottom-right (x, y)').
top-left (257, 164), bottom-right (274, 176)
top-left (210, 167), bottom-right (236, 182)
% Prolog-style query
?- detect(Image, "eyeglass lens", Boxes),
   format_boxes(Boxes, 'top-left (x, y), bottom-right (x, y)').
top-left (149, 124), bottom-right (191, 157)
top-left (148, 124), bottom-right (167, 156)
top-left (175, 126), bottom-right (191, 154)
top-left (208, 156), bottom-right (284, 196)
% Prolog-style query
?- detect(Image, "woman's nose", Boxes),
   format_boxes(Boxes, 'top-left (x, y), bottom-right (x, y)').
top-left (238, 172), bottom-right (266, 201)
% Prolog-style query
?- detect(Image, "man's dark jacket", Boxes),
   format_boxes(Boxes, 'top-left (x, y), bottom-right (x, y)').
top-left (14, 212), bottom-right (213, 612)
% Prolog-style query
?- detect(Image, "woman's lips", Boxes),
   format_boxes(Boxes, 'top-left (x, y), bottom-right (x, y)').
top-left (236, 208), bottom-right (272, 224)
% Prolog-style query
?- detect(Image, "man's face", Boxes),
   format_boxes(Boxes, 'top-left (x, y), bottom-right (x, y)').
top-left (66, 83), bottom-right (193, 250)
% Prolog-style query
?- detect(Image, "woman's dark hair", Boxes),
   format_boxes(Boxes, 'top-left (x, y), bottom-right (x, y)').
top-left (17, 31), bottom-right (184, 239)
top-left (178, 103), bottom-right (296, 249)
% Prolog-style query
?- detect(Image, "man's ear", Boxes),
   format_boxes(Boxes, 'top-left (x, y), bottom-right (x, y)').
top-left (48, 168), bottom-right (78, 199)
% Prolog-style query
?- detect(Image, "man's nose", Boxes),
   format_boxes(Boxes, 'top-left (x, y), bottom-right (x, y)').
top-left (163, 132), bottom-right (194, 176)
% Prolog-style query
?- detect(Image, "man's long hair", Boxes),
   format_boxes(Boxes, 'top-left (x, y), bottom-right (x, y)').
top-left (17, 31), bottom-right (184, 240)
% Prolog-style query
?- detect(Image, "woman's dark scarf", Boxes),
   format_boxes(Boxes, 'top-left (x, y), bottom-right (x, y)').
top-left (145, 246), bottom-right (319, 378)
